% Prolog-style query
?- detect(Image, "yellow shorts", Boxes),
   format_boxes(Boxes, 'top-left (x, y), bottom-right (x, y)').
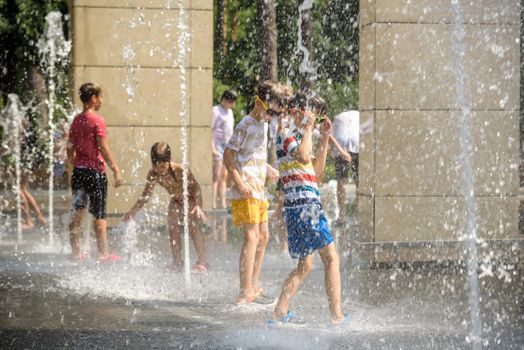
top-left (231, 199), bottom-right (269, 227)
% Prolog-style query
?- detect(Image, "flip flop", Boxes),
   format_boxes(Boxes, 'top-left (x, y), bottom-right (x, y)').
top-left (267, 311), bottom-right (305, 326)
top-left (98, 253), bottom-right (122, 263)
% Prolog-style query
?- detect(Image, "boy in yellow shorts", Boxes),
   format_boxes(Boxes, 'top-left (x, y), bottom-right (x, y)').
top-left (223, 81), bottom-right (283, 304)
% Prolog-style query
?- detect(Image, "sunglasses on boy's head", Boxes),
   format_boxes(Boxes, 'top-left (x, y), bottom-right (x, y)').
top-left (256, 95), bottom-right (282, 117)
top-left (290, 107), bottom-right (327, 124)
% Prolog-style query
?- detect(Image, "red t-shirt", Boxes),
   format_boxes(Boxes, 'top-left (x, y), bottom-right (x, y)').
top-left (69, 111), bottom-right (107, 173)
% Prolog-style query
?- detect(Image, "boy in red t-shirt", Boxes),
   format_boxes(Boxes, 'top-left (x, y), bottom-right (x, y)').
top-left (67, 82), bottom-right (123, 261)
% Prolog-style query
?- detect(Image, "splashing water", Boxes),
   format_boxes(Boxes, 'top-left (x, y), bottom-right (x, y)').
top-left (297, 0), bottom-right (318, 85)
top-left (175, 0), bottom-right (191, 290)
top-left (37, 11), bottom-right (71, 246)
top-left (0, 95), bottom-right (26, 245)
top-left (122, 42), bottom-right (137, 102)
top-left (450, 1), bottom-right (482, 348)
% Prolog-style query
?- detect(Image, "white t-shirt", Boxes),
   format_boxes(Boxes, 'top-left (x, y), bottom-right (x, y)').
top-left (211, 104), bottom-right (234, 148)
top-left (226, 115), bottom-right (268, 200)
top-left (331, 110), bottom-right (359, 156)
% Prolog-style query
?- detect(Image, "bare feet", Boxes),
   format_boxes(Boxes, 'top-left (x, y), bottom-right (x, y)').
top-left (36, 214), bottom-right (47, 225)
top-left (22, 222), bottom-right (34, 230)
top-left (235, 287), bottom-right (263, 305)
top-left (166, 260), bottom-right (184, 272)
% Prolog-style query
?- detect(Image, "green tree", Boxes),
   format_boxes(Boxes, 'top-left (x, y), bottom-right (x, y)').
top-left (0, 0), bottom-right (69, 105)
top-left (213, 0), bottom-right (359, 118)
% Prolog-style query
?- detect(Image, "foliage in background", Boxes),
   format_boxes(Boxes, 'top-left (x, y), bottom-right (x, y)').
top-left (213, 0), bottom-right (359, 124)
top-left (0, 0), bottom-right (69, 103)
top-left (0, 0), bottom-right (70, 171)
top-left (213, 0), bottom-right (359, 182)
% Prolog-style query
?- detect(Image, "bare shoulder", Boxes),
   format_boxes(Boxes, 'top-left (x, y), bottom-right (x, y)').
top-left (170, 162), bottom-right (184, 172)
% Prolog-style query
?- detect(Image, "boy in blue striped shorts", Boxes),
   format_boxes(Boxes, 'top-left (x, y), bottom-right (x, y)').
top-left (270, 91), bottom-right (347, 326)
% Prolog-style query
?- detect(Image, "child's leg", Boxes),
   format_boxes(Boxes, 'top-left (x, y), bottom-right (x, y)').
top-left (167, 209), bottom-right (183, 266)
top-left (20, 190), bottom-right (34, 229)
top-left (69, 208), bottom-right (86, 257)
top-left (211, 159), bottom-right (221, 209)
top-left (189, 219), bottom-right (207, 264)
top-left (275, 192), bottom-right (288, 253)
top-left (238, 223), bottom-right (260, 300)
top-left (336, 180), bottom-right (346, 222)
top-left (22, 187), bottom-right (46, 224)
top-left (318, 243), bottom-right (344, 322)
top-left (217, 164), bottom-right (228, 209)
top-left (252, 221), bottom-right (269, 290)
top-left (273, 255), bottom-right (314, 319)
top-left (93, 218), bottom-right (109, 256)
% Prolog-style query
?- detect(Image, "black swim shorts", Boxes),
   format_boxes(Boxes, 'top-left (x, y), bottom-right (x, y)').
top-left (334, 153), bottom-right (359, 182)
top-left (71, 167), bottom-right (108, 219)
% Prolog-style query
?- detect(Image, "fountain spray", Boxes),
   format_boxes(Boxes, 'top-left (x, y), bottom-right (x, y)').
top-left (37, 11), bottom-right (71, 245)
top-left (0, 95), bottom-right (26, 245)
top-left (450, 1), bottom-right (482, 348)
top-left (175, 0), bottom-right (191, 291)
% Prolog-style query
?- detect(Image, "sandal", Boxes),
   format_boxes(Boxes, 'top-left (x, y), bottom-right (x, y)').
top-left (267, 311), bottom-right (305, 326)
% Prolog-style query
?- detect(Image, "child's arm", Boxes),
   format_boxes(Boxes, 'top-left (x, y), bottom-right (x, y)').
top-left (188, 170), bottom-right (206, 221)
top-left (328, 134), bottom-right (352, 163)
top-left (223, 147), bottom-right (254, 199)
top-left (292, 111), bottom-right (316, 164)
top-left (266, 163), bottom-right (279, 182)
top-left (312, 118), bottom-right (333, 181)
top-left (97, 136), bottom-right (123, 187)
top-left (123, 172), bottom-right (155, 221)
top-left (66, 133), bottom-right (75, 166)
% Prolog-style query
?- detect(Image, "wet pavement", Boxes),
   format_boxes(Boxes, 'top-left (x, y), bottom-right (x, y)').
top-left (0, 214), bottom-right (523, 349)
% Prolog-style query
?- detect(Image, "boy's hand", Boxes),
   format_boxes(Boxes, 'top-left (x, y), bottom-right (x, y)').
top-left (238, 182), bottom-right (255, 199)
top-left (267, 165), bottom-right (279, 182)
top-left (303, 110), bottom-right (316, 130)
top-left (190, 205), bottom-right (207, 221)
top-left (320, 117), bottom-right (332, 136)
top-left (341, 151), bottom-right (352, 163)
top-left (114, 172), bottom-right (123, 188)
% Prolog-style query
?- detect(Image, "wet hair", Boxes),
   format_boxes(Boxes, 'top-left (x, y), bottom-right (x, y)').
top-left (151, 142), bottom-right (172, 165)
top-left (79, 82), bottom-right (102, 103)
top-left (310, 95), bottom-right (328, 116)
top-left (289, 90), bottom-right (327, 115)
top-left (221, 90), bottom-right (237, 102)
top-left (256, 80), bottom-right (285, 107)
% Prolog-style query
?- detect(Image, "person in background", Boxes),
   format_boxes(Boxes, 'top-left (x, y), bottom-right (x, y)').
top-left (330, 110), bottom-right (359, 226)
top-left (211, 90), bottom-right (237, 237)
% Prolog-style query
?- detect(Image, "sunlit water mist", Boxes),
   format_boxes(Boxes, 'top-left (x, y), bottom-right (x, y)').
top-left (450, 1), bottom-right (482, 348)
top-left (297, 0), bottom-right (317, 83)
top-left (0, 95), bottom-right (26, 245)
top-left (174, 0), bottom-right (192, 290)
top-left (37, 11), bottom-right (71, 246)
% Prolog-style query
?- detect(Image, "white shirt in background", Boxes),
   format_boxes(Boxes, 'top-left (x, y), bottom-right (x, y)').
top-left (211, 104), bottom-right (235, 149)
top-left (331, 110), bottom-right (359, 156)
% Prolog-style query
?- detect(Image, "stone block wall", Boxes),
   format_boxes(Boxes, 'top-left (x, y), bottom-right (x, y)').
top-left (359, 0), bottom-right (521, 243)
top-left (71, 0), bottom-right (213, 220)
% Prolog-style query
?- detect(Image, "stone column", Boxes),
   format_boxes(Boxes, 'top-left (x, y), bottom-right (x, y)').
top-left (358, 0), bottom-right (521, 257)
top-left (71, 0), bottom-right (213, 222)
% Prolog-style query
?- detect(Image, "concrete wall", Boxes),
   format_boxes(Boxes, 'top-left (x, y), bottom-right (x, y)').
top-left (71, 0), bottom-right (213, 221)
top-left (359, 0), bottom-right (521, 245)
